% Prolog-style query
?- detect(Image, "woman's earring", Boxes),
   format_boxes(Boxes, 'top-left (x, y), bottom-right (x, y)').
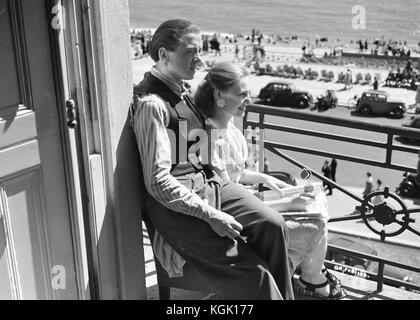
top-left (216, 99), bottom-right (226, 108)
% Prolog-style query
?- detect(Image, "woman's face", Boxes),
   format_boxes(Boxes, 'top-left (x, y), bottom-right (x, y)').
top-left (219, 76), bottom-right (252, 117)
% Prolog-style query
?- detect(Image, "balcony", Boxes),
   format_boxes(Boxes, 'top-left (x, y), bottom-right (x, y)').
top-left (143, 103), bottom-right (420, 300)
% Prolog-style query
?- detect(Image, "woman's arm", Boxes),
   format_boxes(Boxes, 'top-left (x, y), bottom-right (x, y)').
top-left (238, 169), bottom-right (292, 192)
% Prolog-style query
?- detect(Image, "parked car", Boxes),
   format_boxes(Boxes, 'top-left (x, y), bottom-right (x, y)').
top-left (258, 81), bottom-right (314, 108)
top-left (326, 237), bottom-right (414, 289)
top-left (396, 172), bottom-right (420, 199)
top-left (398, 116), bottom-right (420, 143)
top-left (354, 90), bottom-right (406, 118)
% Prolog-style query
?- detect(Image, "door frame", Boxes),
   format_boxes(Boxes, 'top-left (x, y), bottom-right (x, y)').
top-left (45, 0), bottom-right (95, 299)
top-left (47, 0), bottom-right (147, 300)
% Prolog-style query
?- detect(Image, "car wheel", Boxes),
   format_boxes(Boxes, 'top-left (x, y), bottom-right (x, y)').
top-left (391, 107), bottom-right (404, 119)
top-left (297, 98), bottom-right (309, 108)
top-left (398, 182), bottom-right (416, 197)
top-left (360, 104), bottom-right (371, 115)
top-left (266, 95), bottom-right (274, 103)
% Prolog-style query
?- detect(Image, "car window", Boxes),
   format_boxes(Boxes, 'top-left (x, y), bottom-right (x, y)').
top-left (377, 94), bottom-right (386, 101)
top-left (363, 93), bottom-right (372, 100)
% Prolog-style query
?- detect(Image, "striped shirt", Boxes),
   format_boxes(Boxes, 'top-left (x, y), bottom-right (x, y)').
top-left (131, 67), bottom-right (214, 220)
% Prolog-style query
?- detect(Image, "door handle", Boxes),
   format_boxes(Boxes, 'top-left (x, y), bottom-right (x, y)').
top-left (66, 99), bottom-right (78, 128)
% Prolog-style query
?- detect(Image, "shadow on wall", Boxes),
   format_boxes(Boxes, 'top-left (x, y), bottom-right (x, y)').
top-left (112, 111), bottom-right (147, 299)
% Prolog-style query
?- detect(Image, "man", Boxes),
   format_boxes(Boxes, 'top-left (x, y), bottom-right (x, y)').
top-left (373, 77), bottom-right (378, 90)
top-left (362, 172), bottom-right (374, 198)
top-left (322, 160), bottom-right (333, 195)
top-left (130, 19), bottom-right (293, 300)
top-left (330, 158), bottom-right (337, 182)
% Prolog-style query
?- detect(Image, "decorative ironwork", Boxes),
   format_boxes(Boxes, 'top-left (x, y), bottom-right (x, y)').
top-left (243, 102), bottom-right (420, 294)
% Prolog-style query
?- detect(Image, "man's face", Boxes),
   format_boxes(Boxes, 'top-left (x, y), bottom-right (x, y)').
top-left (166, 32), bottom-right (202, 81)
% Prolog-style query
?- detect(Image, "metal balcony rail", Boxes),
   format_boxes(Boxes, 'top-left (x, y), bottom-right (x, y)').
top-left (325, 244), bottom-right (420, 293)
top-left (243, 103), bottom-right (420, 293)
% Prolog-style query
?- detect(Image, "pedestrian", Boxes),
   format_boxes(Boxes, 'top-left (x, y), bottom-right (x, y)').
top-left (322, 160), bottom-right (333, 195)
top-left (362, 172), bottom-right (374, 198)
top-left (263, 157), bottom-right (270, 173)
top-left (234, 44), bottom-right (240, 62)
top-left (344, 69), bottom-right (351, 90)
top-left (330, 158), bottom-right (337, 182)
top-left (373, 77), bottom-right (378, 90)
top-left (372, 179), bottom-right (384, 205)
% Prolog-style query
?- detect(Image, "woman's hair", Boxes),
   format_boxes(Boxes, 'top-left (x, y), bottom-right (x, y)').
top-left (194, 61), bottom-right (250, 117)
top-left (149, 19), bottom-right (200, 62)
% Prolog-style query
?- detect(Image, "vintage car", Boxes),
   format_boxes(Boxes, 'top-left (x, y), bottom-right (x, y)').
top-left (355, 90), bottom-right (406, 118)
top-left (258, 81), bottom-right (314, 108)
top-left (398, 116), bottom-right (420, 143)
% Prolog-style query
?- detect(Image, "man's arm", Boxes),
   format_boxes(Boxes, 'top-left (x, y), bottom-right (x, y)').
top-left (132, 95), bottom-right (211, 218)
top-left (131, 96), bottom-right (242, 239)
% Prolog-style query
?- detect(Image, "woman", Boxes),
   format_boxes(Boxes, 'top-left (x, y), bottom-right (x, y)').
top-left (194, 61), bottom-right (346, 299)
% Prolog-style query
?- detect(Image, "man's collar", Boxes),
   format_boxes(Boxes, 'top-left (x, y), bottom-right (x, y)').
top-left (151, 66), bottom-right (188, 98)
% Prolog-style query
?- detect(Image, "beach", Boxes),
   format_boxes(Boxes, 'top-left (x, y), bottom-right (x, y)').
top-left (132, 45), bottom-right (417, 107)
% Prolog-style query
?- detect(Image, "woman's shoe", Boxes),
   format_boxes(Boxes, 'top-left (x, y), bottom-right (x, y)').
top-left (322, 267), bottom-right (342, 286)
top-left (294, 277), bottom-right (347, 300)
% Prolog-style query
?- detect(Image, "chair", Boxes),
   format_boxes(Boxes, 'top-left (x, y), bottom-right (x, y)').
top-left (143, 216), bottom-right (212, 300)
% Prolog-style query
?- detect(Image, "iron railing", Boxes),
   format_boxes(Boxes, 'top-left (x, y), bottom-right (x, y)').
top-left (243, 103), bottom-right (420, 293)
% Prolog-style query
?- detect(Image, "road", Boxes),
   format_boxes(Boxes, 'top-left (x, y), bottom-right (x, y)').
top-left (245, 102), bottom-right (419, 190)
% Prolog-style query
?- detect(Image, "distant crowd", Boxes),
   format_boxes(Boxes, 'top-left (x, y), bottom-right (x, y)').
top-left (130, 27), bottom-right (420, 63)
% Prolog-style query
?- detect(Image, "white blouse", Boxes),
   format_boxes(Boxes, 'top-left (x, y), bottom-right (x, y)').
top-left (207, 119), bottom-right (249, 183)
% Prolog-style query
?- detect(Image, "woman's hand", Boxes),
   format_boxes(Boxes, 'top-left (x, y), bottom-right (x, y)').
top-left (263, 175), bottom-right (293, 193)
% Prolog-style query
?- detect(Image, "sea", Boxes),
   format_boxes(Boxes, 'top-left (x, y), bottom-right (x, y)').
top-left (129, 0), bottom-right (420, 45)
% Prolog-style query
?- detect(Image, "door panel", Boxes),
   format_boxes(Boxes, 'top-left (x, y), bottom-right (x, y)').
top-left (0, 0), bottom-right (78, 299)
top-left (2, 169), bottom-right (51, 299)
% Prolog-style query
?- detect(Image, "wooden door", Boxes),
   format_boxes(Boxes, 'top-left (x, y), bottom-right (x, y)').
top-left (0, 0), bottom-right (79, 299)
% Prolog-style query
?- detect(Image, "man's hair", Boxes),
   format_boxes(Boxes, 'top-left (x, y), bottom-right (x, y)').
top-left (367, 172), bottom-right (371, 177)
top-left (194, 61), bottom-right (250, 117)
top-left (149, 19), bottom-right (200, 62)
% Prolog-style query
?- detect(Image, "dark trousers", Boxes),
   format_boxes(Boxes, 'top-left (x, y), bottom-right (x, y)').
top-left (145, 180), bottom-right (294, 300)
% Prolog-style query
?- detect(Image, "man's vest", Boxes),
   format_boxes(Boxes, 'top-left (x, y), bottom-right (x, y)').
top-left (131, 72), bottom-right (211, 177)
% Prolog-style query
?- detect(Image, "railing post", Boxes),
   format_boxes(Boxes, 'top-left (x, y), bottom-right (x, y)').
top-left (258, 113), bottom-right (265, 173)
top-left (385, 134), bottom-right (393, 166)
top-left (377, 261), bottom-right (385, 292)
top-left (377, 230), bottom-right (386, 292)
top-left (257, 113), bottom-right (265, 193)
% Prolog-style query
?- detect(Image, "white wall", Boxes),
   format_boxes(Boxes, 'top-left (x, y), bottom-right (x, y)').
top-left (92, 0), bottom-right (147, 299)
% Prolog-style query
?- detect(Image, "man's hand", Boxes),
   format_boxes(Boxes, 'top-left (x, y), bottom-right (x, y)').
top-left (205, 208), bottom-right (243, 240)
